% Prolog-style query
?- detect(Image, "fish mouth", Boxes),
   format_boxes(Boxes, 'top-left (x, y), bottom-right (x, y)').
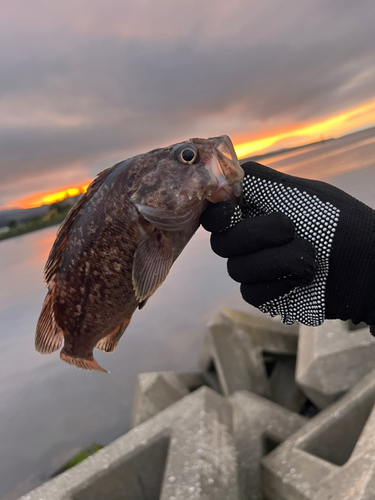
top-left (204, 135), bottom-right (244, 204)
top-left (206, 182), bottom-right (242, 203)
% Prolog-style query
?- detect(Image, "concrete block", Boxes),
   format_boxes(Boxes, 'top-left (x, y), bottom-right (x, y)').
top-left (199, 320), bottom-right (270, 397)
top-left (267, 355), bottom-right (307, 414)
top-left (131, 371), bottom-right (204, 428)
top-left (19, 387), bottom-right (239, 500)
top-left (261, 369), bottom-right (375, 500)
top-left (199, 309), bottom-right (305, 412)
top-left (209, 308), bottom-right (299, 355)
top-left (296, 320), bottom-right (375, 409)
top-left (230, 391), bottom-right (307, 500)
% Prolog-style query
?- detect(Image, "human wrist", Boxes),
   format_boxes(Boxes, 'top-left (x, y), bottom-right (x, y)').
top-left (325, 202), bottom-right (375, 326)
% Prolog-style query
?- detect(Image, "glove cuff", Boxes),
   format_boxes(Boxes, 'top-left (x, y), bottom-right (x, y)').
top-left (325, 202), bottom-right (375, 326)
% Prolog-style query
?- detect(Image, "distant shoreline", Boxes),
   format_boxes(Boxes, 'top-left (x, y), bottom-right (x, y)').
top-left (2, 125), bottom-right (374, 243)
top-left (0, 208), bottom-right (68, 243)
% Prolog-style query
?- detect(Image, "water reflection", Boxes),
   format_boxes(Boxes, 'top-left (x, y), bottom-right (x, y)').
top-left (0, 226), bottom-right (247, 500)
top-left (32, 233), bottom-right (57, 266)
top-left (266, 127), bottom-right (375, 183)
top-left (0, 127), bottom-right (374, 499)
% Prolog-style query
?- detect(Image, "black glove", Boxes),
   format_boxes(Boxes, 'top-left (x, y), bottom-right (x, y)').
top-left (201, 161), bottom-right (375, 334)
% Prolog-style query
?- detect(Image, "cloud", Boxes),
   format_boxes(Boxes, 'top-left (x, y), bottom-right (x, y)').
top-left (0, 0), bottom-right (375, 205)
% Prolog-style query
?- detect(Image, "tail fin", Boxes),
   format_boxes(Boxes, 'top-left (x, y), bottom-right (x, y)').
top-left (35, 291), bottom-right (63, 354)
top-left (60, 349), bottom-right (108, 373)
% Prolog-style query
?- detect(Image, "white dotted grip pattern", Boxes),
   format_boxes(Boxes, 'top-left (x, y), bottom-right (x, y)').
top-left (232, 176), bottom-right (340, 326)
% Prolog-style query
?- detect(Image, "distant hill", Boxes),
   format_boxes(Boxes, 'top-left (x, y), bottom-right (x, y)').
top-left (0, 195), bottom-right (80, 228)
top-left (0, 206), bottom-right (50, 227)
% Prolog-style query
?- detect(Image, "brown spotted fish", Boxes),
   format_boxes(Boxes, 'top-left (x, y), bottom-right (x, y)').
top-left (35, 135), bottom-right (243, 372)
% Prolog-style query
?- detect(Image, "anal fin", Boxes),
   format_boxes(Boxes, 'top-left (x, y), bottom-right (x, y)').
top-left (95, 317), bottom-right (131, 353)
top-left (60, 350), bottom-right (107, 373)
top-left (35, 291), bottom-right (64, 354)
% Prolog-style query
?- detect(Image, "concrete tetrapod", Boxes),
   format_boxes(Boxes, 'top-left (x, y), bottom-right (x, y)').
top-left (296, 320), bottom-right (375, 409)
top-left (131, 371), bottom-right (204, 428)
top-left (261, 369), bottom-right (375, 500)
top-left (207, 308), bottom-right (299, 354)
top-left (199, 308), bottom-right (305, 412)
top-left (230, 391), bottom-right (307, 500)
top-left (19, 387), bottom-right (239, 500)
top-left (199, 317), bottom-right (269, 397)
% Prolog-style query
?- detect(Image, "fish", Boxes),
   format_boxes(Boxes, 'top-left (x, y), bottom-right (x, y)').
top-left (35, 135), bottom-right (244, 372)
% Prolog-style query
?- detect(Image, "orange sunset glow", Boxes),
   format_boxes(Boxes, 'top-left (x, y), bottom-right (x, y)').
top-left (6, 98), bottom-right (375, 210)
top-left (13, 183), bottom-right (90, 209)
top-left (234, 98), bottom-right (375, 159)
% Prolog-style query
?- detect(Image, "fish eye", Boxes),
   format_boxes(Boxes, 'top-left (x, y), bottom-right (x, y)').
top-left (176, 145), bottom-right (199, 165)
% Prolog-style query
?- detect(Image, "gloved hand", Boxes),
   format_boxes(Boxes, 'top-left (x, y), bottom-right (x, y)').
top-left (201, 161), bottom-right (375, 334)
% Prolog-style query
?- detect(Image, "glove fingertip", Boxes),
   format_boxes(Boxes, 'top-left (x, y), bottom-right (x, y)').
top-left (240, 278), bottom-right (298, 308)
top-left (200, 200), bottom-right (241, 233)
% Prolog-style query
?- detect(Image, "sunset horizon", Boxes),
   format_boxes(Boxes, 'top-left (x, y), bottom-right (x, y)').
top-left (3, 103), bottom-right (375, 211)
top-left (2, 183), bottom-right (91, 211)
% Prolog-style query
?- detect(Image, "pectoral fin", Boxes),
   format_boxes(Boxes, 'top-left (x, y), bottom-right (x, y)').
top-left (132, 230), bottom-right (173, 302)
top-left (138, 298), bottom-right (148, 310)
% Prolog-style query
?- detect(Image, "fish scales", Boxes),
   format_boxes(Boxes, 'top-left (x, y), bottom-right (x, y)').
top-left (35, 135), bottom-right (244, 371)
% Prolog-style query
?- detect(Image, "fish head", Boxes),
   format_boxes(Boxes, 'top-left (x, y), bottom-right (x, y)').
top-left (189, 135), bottom-right (244, 203)
top-left (130, 135), bottom-right (244, 231)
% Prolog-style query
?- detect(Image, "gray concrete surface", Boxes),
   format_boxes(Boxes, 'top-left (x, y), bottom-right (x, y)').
top-left (199, 309), bottom-right (305, 412)
top-left (261, 369), bottom-right (375, 500)
top-left (199, 320), bottom-right (270, 397)
top-left (19, 387), bottom-right (239, 500)
top-left (230, 391), bottom-right (307, 500)
top-left (267, 355), bottom-right (307, 414)
top-left (296, 320), bottom-right (375, 409)
top-left (208, 308), bottom-right (299, 355)
top-left (131, 371), bottom-right (204, 428)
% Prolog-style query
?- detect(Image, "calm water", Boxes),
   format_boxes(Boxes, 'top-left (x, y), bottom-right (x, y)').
top-left (1, 127), bottom-right (375, 499)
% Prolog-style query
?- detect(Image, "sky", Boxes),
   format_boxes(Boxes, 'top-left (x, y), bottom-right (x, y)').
top-left (1, 0), bottom-right (375, 209)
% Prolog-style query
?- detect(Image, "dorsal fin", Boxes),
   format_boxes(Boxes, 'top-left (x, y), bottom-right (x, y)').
top-left (44, 166), bottom-right (115, 284)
